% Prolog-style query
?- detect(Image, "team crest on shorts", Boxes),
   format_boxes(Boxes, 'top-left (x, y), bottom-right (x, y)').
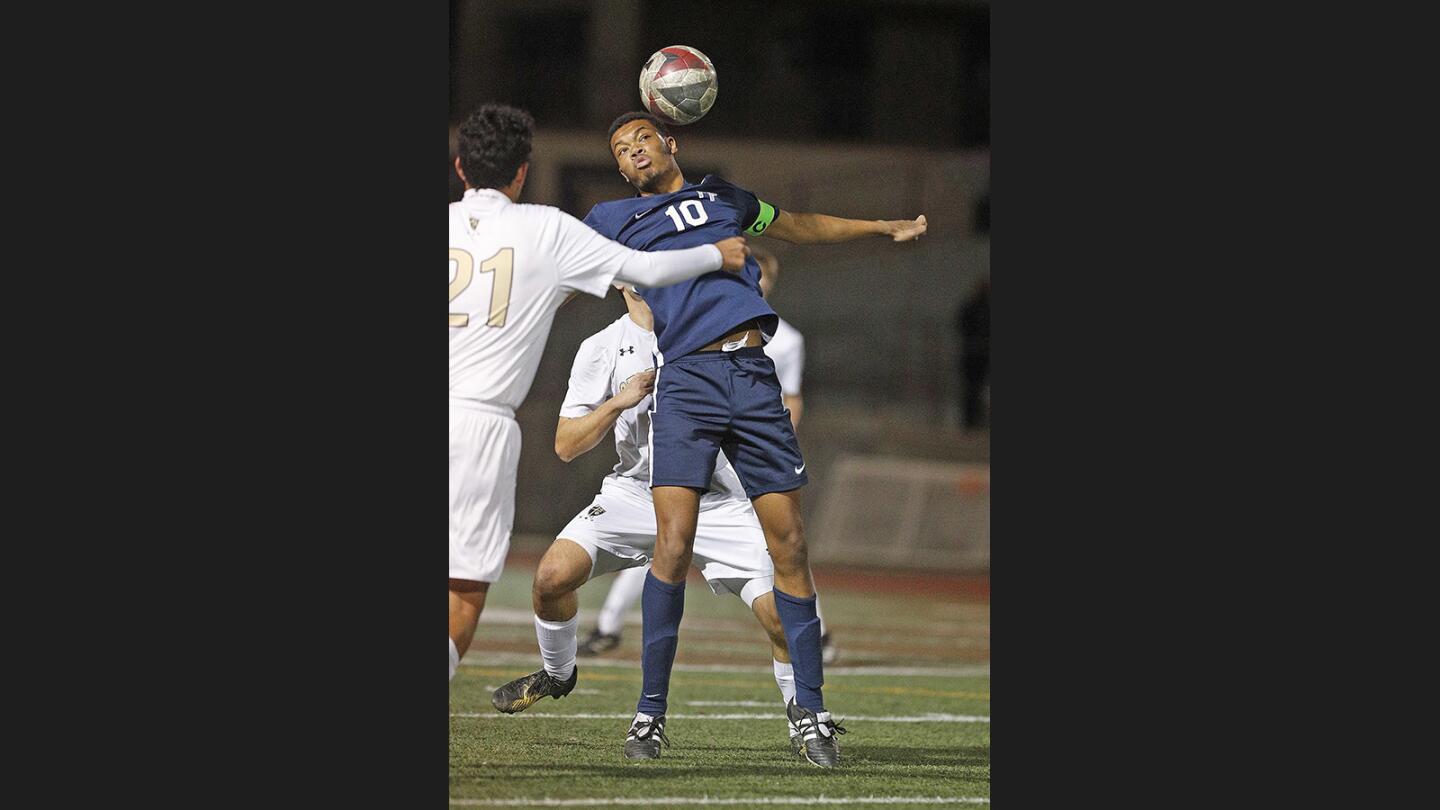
top-left (582, 505), bottom-right (606, 520)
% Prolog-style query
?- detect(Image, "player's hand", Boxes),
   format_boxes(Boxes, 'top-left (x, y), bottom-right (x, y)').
top-left (887, 215), bottom-right (928, 242)
top-left (713, 236), bottom-right (751, 272)
top-left (615, 368), bottom-right (657, 409)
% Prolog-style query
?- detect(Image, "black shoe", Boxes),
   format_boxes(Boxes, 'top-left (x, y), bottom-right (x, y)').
top-left (821, 633), bottom-right (838, 665)
top-left (622, 712), bottom-right (671, 760)
top-left (577, 628), bottom-right (622, 657)
top-left (490, 666), bottom-right (578, 714)
top-left (786, 699), bottom-right (846, 768)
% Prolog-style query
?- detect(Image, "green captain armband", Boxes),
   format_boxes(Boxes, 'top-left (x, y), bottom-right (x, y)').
top-left (745, 200), bottom-right (778, 235)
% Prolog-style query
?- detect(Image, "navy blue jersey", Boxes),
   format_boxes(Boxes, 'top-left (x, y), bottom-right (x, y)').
top-left (582, 175), bottom-right (780, 361)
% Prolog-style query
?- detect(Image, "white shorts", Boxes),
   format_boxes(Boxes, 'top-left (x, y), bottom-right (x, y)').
top-left (449, 400), bottom-right (521, 583)
top-left (557, 475), bottom-right (775, 606)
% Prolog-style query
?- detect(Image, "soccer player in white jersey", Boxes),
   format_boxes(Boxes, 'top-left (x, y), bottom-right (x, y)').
top-left (448, 104), bottom-right (750, 683)
top-left (576, 248), bottom-right (840, 663)
top-left (490, 283), bottom-right (814, 754)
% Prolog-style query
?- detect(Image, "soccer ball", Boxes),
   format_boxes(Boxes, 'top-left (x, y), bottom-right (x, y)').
top-left (638, 45), bottom-right (718, 126)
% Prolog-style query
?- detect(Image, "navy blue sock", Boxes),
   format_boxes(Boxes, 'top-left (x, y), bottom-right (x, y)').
top-left (637, 571), bottom-right (685, 716)
top-left (772, 587), bottom-right (825, 711)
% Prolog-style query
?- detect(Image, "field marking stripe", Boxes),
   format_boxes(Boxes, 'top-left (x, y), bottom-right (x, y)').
top-left (464, 656), bottom-right (988, 678)
top-left (452, 712), bottom-right (989, 723)
top-left (450, 798), bottom-right (988, 806)
top-left (461, 669), bottom-right (988, 701)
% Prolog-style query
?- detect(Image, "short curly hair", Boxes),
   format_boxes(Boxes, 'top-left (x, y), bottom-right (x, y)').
top-left (607, 111), bottom-right (672, 144)
top-left (457, 104), bottom-right (534, 190)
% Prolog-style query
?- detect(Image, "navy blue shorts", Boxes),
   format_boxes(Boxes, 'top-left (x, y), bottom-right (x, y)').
top-left (649, 347), bottom-right (808, 499)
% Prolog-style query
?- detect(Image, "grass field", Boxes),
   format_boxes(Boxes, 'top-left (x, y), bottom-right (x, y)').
top-left (450, 552), bottom-right (990, 807)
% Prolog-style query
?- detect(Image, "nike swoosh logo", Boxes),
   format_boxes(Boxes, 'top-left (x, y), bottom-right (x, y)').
top-left (634, 211), bottom-right (647, 219)
top-left (794, 464), bottom-right (806, 474)
top-left (644, 693), bottom-right (661, 699)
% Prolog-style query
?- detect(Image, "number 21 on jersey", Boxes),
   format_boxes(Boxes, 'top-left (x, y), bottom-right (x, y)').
top-left (449, 247), bottom-right (513, 328)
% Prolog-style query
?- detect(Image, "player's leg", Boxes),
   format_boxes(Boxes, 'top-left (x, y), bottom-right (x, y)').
top-left (449, 579), bottom-right (488, 682)
top-left (581, 564), bottom-right (648, 656)
top-left (749, 490), bottom-right (825, 696)
top-left (635, 484), bottom-right (700, 720)
top-left (690, 494), bottom-right (804, 752)
top-left (750, 491), bottom-right (846, 767)
top-left (632, 357), bottom-right (726, 756)
top-left (531, 538), bottom-right (594, 667)
top-left (749, 590), bottom-right (805, 752)
top-left (727, 349), bottom-right (844, 767)
top-left (489, 539), bottom-right (590, 713)
top-left (493, 485), bottom-right (653, 713)
top-left (449, 406), bottom-right (520, 681)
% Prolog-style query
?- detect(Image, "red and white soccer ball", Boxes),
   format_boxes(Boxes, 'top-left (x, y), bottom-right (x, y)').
top-left (638, 45), bottom-right (718, 126)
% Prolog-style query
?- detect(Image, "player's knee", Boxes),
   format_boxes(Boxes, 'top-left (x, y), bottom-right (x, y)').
top-left (532, 561), bottom-right (577, 600)
top-left (766, 525), bottom-right (809, 569)
top-left (653, 530), bottom-right (691, 562)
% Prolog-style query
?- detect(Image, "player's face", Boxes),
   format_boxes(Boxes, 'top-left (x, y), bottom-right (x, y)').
top-left (610, 120), bottom-right (677, 192)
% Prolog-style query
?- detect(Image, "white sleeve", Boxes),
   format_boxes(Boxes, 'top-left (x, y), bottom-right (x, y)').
top-left (559, 339), bottom-right (614, 418)
top-left (771, 331), bottom-right (805, 396)
top-left (550, 209), bottom-right (721, 297)
top-left (612, 244), bottom-right (723, 288)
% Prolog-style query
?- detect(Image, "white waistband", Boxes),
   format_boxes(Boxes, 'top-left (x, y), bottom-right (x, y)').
top-left (448, 397), bottom-right (515, 419)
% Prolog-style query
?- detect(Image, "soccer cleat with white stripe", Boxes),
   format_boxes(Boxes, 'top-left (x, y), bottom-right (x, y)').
top-left (622, 712), bottom-right (671, 760)
top-left (786, 698), bottom-right (847, 768)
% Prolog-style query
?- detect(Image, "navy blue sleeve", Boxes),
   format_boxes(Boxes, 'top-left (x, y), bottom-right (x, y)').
top-left (581, 205), bottom-right (605, 233)
top-left (710, 176), bottom-right (778, 235)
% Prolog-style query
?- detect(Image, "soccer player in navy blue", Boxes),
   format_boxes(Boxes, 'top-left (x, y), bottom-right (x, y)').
top-left (583, 112), bottom-right (926, 768)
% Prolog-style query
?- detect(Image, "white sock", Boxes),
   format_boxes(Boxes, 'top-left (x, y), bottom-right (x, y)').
top-left (597, 565), bottom-right (648, 637)
top-left (448, 637), bottom-right (460, 682)
top-left (535, 614), bottom-right (579, 680)
top-left (774, 659), bottom-right (796, 707)
top-left (815, 594), bottom-right (829, 636)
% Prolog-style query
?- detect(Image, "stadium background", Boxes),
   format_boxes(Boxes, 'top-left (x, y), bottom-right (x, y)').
top-left (450, 0), bottom-right (989, 575)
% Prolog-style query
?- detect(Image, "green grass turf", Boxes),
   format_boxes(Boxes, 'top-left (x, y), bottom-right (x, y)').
top-left (450, 558), bottom-right (989, 806)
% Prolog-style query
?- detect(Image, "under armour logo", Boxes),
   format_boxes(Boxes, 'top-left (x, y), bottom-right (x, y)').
top-left (619, 346), bottom-right (636, 355)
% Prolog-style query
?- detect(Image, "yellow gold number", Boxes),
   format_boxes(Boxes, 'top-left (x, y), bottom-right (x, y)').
top-left (479, 248), bottom-right (513, 327)
top-left (449, 247), bottom-right (514, 328)
top-left (449, 248), bottom-right (474, 327)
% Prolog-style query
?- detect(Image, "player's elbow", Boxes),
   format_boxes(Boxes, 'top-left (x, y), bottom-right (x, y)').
top-left (555, 440), bottom-right (577, 463)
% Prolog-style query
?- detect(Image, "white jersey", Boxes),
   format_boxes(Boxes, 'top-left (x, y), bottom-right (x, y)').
top-left (449, 188), bottom-right (633, 412)
top-left (764, 315), bottom-right (805, 396)
top-left (561, 314), bottom-right (748, 502)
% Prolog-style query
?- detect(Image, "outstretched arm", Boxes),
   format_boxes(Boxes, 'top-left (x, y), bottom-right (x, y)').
top-left (764, 210), bottom-right (927, 244)
top-left (612, 237), bottom-right (749, 287)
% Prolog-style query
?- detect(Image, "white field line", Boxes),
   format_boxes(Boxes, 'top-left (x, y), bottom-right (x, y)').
top-left (465, 653), bottom-right (988, 678)
top-left (478, 609), bottom-right (989, 639)
top-left (450, 797), bottom-right (989, 806)
top-left (452, 712), bottom-right (989, 723)
top-left (686, 700), bottom-right (772, 707)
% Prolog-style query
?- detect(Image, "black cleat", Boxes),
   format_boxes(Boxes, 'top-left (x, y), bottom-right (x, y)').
top-left (577, 629), bottom-right (622, 657)
top-left (490, 666), bottom-right (578, 714)
top-left (622, 713), bottom-right (671, 760)
top-left (787, 699), bottom-right (847, 768)
top-left (821, 633), bottom-right (838, 665)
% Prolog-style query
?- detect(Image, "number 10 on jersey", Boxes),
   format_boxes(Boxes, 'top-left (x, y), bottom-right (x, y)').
top-left (664, 200), bottom-right (709, 231)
